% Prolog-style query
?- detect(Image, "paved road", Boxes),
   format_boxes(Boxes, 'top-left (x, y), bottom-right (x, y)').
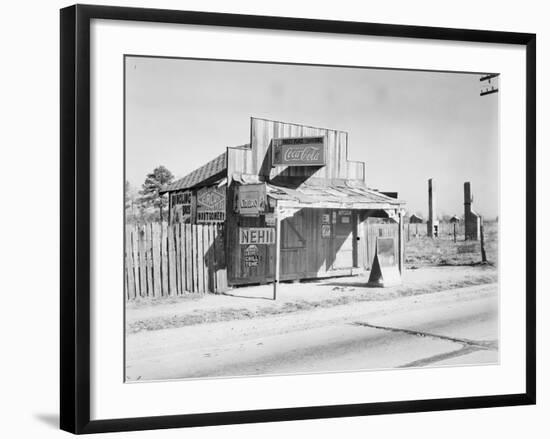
top-left (125, 283), bottom-right (498, 381)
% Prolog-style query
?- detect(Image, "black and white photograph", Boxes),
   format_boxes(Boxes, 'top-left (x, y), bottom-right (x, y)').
top-left (124, 56), bottom-right (500, 382)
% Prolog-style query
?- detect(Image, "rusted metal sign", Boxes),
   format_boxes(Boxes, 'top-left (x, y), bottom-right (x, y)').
top-left (272, 136), bottom-right (326, 166)
top-left (239, 227), bottom-right (275, 245)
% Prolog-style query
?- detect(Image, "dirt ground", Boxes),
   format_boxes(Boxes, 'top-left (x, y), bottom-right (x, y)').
top-left (126, 265), bottom-right (497, 334)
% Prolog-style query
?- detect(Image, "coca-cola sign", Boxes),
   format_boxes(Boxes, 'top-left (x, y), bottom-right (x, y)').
top-left (272, 136), bottom-right (326, 166)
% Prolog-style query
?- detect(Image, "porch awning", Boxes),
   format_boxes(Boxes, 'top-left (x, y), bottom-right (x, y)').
top-left (266, 180), bottom-right (405, 211)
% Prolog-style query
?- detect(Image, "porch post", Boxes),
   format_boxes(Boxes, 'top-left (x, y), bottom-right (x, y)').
top-left (273, 206), bottom-right (281, 300)
top-left (398, 210), bottom-right (404, 273)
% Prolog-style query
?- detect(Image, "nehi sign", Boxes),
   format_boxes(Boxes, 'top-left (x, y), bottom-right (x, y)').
top-left (272, 136), bottom-right (326, 166)
top-left (239, 227), bottom-right (275, 245)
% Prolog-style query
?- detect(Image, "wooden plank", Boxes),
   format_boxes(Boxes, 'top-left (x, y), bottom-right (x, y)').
top-left (202, 225), bottom-right (210, 292)
top-left (131, 226), bottom-right (140, 297)
top-left (161, 222), bottom-right (168, 296)
top-left (202, 224), bottom-right (210, 293)
top-left (182, 223), bottom-right (189, 292)
top-left (185, 224), bottom-right (192, 292)
top-left (197, 224), bottom-right (205, 293)
top-left (137, 225), bottom-right (147, 297)
top-left (181, 224), bottom-right (187, 292)
top-left (124, 230), bottom-right (131, 300)
top-left (152, 223), bottom-right (161, 297)
top-left (195, 224), bottom-right (203, 293)
top-left (167, 224), bottom-right (177, 296)
top-left (124, 234), bottom-right (130, 301)
top-left (203, 225), bottom-right (210, 292)
top-left (212, 225), bottom-right (220, 293)
top-left (218, 224), bottom-right (228, 292)
top-left (147, 224), bottom-right (154, 296)
top-left (195, 225), bottom-right (201, 293)
top-left (207, 225), bottom-right (215, 293)
top-left (176, 223), bottom-right (182, 295)
top-left (181, 223), bottom-right (187, 294)
top-left (125, 228), bottom-right (135, 300)
top-left (148, 224), bottom-right (155, 297)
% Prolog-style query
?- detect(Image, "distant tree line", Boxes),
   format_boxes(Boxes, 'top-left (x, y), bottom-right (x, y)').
top-left (126, 165), bottom-right (174, 223)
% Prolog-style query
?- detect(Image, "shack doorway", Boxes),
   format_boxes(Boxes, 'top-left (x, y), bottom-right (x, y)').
top-left (280, 214), bottom-right (307, 279)
top-left (330, 210), bottom-right (355, 270)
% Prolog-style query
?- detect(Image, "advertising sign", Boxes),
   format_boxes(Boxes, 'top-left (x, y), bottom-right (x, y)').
top-left (264, 212), bottom-right (276, 226)
top-left (196, 186), bottom-right (226, 223)
top-left (237, 184), bottom-right (266, 216)
top-left (376, 237), bottom-right (396, 267)
top-left (239, 227), bottom-right (275, 245)
top-left (243, 245), bottom-right (260, 267)
top-left (272, 136), bottom-right (326, 166)
top-left (367, 237), bottom-right (401, 287)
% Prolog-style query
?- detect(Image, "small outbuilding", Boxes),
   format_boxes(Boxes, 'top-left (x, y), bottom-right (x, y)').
top-left (408, 213), bottom-right (424, 224)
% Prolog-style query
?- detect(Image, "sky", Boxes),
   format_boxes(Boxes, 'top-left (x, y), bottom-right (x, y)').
top-left (125, 56), bottom-right (499, 219)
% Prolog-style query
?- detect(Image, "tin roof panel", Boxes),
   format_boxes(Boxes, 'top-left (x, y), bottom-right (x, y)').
top-left (161, 152), bottom-right (227, 193)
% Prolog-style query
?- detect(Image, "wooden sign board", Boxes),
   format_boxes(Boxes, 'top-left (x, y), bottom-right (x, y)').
top-left (377, 237), bottom-right (396, 266)
top-left (197, 186), bottom-right (226, 223)
top-left (237, 184), bottom-right (266, 216)
top-left (239, 227), bottom-right (275, 245)
top-left (272, 136), bottom-right (326, 166)
top-left (368, 237), bottom-right (401, 287)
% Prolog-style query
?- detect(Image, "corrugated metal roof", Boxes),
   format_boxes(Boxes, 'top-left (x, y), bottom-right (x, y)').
top-left (161, 152), bottom-right (227, 193)
top-left (266, 181), bottom-right (404, 209)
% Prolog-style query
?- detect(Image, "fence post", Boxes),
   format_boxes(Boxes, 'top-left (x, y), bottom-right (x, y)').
top-left (480, 217), bottom-right (487, 263)
top-left (453, 223), bottom-right (457, 243)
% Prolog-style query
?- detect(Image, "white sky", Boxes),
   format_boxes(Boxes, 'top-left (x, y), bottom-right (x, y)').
top-left (125, 56), bottom-right (499, 219)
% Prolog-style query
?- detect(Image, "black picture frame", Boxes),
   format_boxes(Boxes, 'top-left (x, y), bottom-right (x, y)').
top-left (60, 4), bottom-right (536, 434)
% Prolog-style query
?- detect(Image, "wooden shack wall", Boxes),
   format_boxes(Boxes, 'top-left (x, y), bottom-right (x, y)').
top-left (227, 204), bottom-right (366, 286)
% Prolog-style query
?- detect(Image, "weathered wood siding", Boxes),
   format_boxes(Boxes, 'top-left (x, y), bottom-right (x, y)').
top-left (227, 206), bottom-right (364, 285)
top-left (246, 118), bottom-right (364, 182)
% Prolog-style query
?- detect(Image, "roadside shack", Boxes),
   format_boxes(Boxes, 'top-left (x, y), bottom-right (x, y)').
top-left (161, 117), bottom-right (406, 292)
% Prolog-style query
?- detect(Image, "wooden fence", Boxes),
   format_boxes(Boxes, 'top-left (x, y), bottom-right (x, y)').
top-left (125, 223), bottom-right (227, 299)
top-left (406, 222), bottom-right (465, 240)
